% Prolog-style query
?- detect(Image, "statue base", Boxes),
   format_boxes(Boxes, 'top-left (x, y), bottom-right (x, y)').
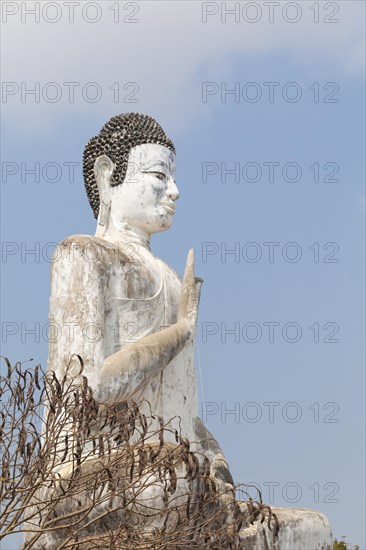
top-left (239, 505), bottom-right (333, 549)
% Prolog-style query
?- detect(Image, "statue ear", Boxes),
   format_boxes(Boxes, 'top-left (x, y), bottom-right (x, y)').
top-left (94, 155), bottom-right (114, 227)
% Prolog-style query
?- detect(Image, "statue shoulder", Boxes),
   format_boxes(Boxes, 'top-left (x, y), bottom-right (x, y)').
top-left (51, 235), bottom-right (155, 297)
top-left (53, 234), bottom-right (138, 267)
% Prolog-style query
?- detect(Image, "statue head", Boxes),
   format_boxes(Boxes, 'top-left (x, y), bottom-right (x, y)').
top-left (83, 113), bottom-right (179, 235)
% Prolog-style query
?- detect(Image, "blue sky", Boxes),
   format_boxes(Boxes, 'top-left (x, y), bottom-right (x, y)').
top-left (1, 1), bottom-right (365, 548)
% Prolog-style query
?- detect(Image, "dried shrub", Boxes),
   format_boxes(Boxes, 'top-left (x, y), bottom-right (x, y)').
top-left (0, 358), bottom-right (278, 549)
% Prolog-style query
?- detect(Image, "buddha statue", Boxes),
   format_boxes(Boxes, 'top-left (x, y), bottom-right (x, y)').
top-left (48, 113), bottom-right (231, 481)
top-left (26, 113), bottom-right (332, 548)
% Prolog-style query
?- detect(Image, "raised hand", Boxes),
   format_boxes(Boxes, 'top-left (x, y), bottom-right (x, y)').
top-left (178, 249), bottom-right (198, 330)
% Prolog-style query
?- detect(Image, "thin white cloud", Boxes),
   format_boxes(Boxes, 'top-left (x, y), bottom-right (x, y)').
top-left (1, 1), bottom-right (364, 134)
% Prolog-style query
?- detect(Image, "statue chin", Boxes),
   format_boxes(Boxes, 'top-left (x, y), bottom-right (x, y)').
top-left (156, 213), bottom-right (174, 232)
top-left (142, 211), bottom-right (175, 234)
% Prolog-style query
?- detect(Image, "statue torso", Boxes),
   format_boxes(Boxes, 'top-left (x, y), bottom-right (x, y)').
top-left (48, 235), bottom-right (198, 444)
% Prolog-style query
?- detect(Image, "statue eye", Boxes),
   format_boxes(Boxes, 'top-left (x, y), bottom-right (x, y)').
top-left (151, 171), bottom-right (166, 181)
top-left (141, 170), bottom-right (167, 181)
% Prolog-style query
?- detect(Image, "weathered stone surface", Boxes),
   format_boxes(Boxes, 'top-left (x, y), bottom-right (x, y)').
top-left (239, 506), bottom-right (333, 549)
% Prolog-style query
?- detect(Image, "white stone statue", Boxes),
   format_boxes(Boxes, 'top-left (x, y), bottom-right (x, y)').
top-left (48, 116), bottom-right (231, 482)
top-left (42, 113), bottom-right (332, 548)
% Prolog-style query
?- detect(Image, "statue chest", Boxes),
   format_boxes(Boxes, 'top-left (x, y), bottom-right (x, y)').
top-left (103, 257), bottom-right (181, 355)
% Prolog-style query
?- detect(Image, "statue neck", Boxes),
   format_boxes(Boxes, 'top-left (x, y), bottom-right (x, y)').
top-left (95, 219), bottom-right (151, 251)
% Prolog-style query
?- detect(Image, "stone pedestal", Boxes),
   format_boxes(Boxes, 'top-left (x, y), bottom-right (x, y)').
top-left (239, 505), bottom-right (333, 549)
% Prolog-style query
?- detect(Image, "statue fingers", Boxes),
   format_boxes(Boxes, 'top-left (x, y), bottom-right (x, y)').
top-left (178, 249), bottom-right (195, 319)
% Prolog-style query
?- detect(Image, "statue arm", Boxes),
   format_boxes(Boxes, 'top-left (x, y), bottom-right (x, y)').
top-left (96, 249), bottom-right (198, 403)
top-left (95, 319), bottom-right (192, 403)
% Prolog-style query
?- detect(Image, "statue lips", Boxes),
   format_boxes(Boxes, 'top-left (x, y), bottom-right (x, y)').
top-left (160, 201), bottom-right (176, 215)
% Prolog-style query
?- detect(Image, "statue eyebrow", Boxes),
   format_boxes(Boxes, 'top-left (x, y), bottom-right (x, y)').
top-left (141, 160), bottom-right (170, 171)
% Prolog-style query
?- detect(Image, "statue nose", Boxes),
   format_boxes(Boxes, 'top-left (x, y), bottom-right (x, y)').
top-left (168, 179), bottom-right (180, 201)
top-left (169, 190), bottom-right (180, 201)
